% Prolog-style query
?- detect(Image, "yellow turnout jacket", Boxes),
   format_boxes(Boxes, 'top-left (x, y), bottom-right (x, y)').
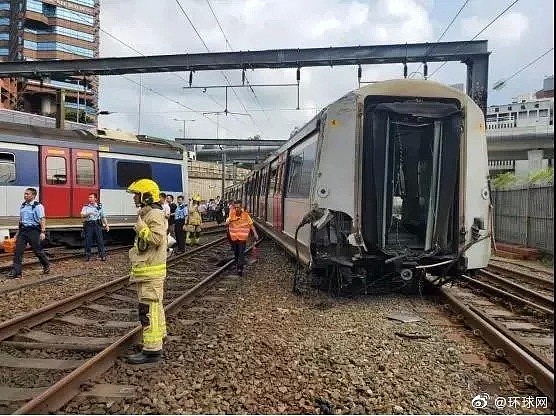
top-left (129, 204), bottom-right (168, 281)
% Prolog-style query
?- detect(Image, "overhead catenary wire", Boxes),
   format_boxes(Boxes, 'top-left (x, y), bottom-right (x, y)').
top-left (429, 0), bottom-right (520, 78)
top-left (205, 0), bottom-right (273, 125)
top-left (494, 47), bottom-right (554, 89)
top-left (62, 9), bottom-right (240, 136)
top-left (174, 0), bottom-right (264, 134)
top-left (411, 0), bottom-right (470, 78)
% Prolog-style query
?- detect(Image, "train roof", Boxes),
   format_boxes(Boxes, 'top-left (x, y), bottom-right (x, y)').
top-left (250, 78), bottom-right (478, 171)
top-left (0, 121), bottom-right (184, 160)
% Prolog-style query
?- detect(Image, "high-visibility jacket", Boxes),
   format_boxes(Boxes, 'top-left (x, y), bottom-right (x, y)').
top-left (187, 205), bottom-right (202, 226)
top-left (129, 204), bottom-right (168, 281)
top-left (227, 210), bottom-right (253, 241)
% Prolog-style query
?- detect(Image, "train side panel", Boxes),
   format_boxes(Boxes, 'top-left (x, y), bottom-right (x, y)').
top-left (0, 143), bottom-right (40, 239)
top-left (99, 152), bottom-right (186, 219)
top-left (462, 102), bottom-right (491, 269)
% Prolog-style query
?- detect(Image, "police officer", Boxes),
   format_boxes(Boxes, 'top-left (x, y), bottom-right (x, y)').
top-left (173, 195), bottom-right (188, 254)
top-left (7, 188), bottom-right (50, 279)
top-left (126, 179), bottom-right (168, 364)
top-left (81, 192), bottom-right (109, 261)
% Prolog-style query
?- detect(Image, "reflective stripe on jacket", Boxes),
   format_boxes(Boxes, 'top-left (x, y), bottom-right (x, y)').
top-left (187, 205), bottom-right (202, 226)
top-left (129, 205), bottom-right (168, 281)
top-left (227, 210), bottom-right (253, 241)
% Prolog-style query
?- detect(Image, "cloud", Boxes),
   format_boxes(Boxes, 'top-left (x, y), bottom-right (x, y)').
top-left (95, 1), bottom-right (551, 141)
top-left (460, 12), bottom-right (529, 46)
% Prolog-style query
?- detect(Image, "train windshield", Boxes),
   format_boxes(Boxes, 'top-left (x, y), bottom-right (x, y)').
top-left (361, 98), bottom-right (462, 256)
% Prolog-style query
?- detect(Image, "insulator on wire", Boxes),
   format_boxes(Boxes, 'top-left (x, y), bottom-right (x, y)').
top-left (242, 69), bottom-right (246, 85)
top-left (296, 67), bottom-right (301, 83)
top-left (423, 63), bottom-right (428, 79)
top-left (188, 71), bottom-right (193, 87)
top-left (358, 64), bottom-right (362, 81)
top-left (403, 63), bottom-right (408, 79)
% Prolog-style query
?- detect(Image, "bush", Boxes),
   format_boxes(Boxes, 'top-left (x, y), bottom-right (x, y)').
top-left (492, 172), bottom-right (518, 189)
top-left (528, 167), bottom-right (554, 185)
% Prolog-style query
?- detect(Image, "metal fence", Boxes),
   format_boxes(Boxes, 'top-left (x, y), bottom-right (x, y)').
top-left (491, 184), bottom-right (554, 254)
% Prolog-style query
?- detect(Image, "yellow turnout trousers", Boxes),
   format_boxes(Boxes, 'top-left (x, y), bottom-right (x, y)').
top-left (136, 278), bottom-right (166, 352)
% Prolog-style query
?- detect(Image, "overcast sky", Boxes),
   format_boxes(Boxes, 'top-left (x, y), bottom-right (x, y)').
top-left (97, 0), bottom-right (554, 140)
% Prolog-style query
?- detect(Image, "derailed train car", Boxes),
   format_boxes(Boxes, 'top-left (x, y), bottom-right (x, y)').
top-left (227, 79), bottom-right (491, 294)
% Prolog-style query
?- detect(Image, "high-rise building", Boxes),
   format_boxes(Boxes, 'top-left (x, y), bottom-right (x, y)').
top-left (0, 0), bottom-right (99, 124)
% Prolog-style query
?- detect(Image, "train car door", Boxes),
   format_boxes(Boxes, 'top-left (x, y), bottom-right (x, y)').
top-left (273, 154), bottom-right (286, 231)
top-left (40, 147), bottom-right (71, 217)
top-left (259, 167), bottom-right (269, 221)
top-left (70, 149), bottom-right (99, 217)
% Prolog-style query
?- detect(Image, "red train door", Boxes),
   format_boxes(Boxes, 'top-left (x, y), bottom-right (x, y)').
top-left (40, 147), bottom-right (71, 217)
top-left (70, 149), bottom-right (99, 217)
top-left (273, 155), bottom-right (286, 231)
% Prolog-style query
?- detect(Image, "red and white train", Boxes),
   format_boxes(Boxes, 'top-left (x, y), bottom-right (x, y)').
top-left (0, 123), bottom-right (188, 247)
top-left (226, 79), bottom-right (491, 294)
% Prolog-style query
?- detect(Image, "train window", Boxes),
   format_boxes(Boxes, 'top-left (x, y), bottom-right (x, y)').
top-left (286, 135), bottom-right (317, 198)
top-left (76, 158), bottom-right (95, 185)
top-left (0, 152), bottom-right (16, 184)
top-left (116, 161), bottom-right (152, 187)
top-left (46, 156), bottom-right (67, 185)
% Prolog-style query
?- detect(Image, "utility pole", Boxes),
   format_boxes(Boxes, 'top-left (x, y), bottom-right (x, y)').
top-left (138, 74), bottom-right (142, 134)
top-left (56, 89), bottom-right (65, 129)
top-left (76, 79), bottom-right (80, 123)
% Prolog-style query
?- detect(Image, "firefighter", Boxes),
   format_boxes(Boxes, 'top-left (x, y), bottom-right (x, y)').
top-left (226, 199), bottom-right (259, 276)
top-left (185, 193), bottom-right (203, 245)
top-left (126, 179), bottom-right (168, 364)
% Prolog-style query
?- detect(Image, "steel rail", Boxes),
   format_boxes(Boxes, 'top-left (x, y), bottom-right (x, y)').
top-left (440, 286), bottom-right (554, 401)
top-left (14, 241), bottom-right (255, 414)
top-left (0, 245), bottom-right (132, 273)
top-left (461, 274), bottom-right (553, 315)
top-left (0, 275), bottom-right (129, 341)
top-left (0, 237), bottom-right (227, 340)
top-left (487, 264), bottom-right (554, 291)
top-left (479, 269), bottom-right (554, 311)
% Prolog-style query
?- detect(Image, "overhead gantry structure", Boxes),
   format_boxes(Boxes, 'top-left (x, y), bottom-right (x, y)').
top-left (0, 40), bottom-right (490, 114)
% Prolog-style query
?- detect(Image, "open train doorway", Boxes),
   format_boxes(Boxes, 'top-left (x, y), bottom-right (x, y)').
top-left (361, 97), bottom-right (462, 258)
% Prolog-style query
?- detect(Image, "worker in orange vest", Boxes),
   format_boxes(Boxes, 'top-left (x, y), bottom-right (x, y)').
top-left (226, 199), bottom-right (259, 276)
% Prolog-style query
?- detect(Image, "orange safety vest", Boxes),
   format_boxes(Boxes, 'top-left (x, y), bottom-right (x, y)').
top-left (227, 210), bottom-right (253, 241)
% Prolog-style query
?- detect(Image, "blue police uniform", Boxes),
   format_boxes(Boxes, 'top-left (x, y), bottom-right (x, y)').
top-left (173, 203), bottom-right (188, 253)
top-left (8, 201), bottom-right (50, 278)
top-left (82, 202), bottom-right (107, 260)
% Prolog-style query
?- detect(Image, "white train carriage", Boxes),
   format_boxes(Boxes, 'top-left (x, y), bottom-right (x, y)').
top-left (228, 79), bottom-right (491, 294)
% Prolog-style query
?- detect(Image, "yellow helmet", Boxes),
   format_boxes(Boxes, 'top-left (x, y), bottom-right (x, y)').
top-left (192, 193), bottom-right (202, 202)
top-left (127, 178), bottom-right (160, 205)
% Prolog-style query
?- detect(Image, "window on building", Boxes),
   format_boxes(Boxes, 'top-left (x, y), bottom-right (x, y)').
top-left (76, 158), bottom-right (94, 185)
top-left (0, 152), bottom-right (15, 184)
top-left (116, 161), bottom-right (152, 188)
top-left (46, 156), bottom-right (67, 184)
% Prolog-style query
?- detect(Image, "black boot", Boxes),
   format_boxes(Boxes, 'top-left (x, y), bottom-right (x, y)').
top-left (126, 350), bottom-right (162, 364)
top-left (7, 270), bottom-right (22, 279)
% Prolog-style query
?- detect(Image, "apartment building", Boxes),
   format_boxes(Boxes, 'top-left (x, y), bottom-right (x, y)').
top-left (0, 0), bottom-right (99, 123)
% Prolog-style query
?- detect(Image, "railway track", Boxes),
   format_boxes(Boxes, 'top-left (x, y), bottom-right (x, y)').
top-left (435, 262), bottom-right (554, 402)
top-left (0, 225), bottom-right (228, 273)
top-left (0, 235), bottom-right (250, 414)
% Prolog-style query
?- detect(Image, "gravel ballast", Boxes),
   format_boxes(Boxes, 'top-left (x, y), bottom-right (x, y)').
top-left (53, 240), bottom-right (553, 414)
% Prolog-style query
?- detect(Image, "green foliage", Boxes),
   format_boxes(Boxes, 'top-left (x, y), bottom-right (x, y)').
top-left (528, 167), bottom-right (554, 184)
top-left (492, 172), bottom-right (518, 189)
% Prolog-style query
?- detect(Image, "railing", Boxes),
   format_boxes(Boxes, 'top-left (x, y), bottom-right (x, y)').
top-left (0, 108), bottom-right (95, 131)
